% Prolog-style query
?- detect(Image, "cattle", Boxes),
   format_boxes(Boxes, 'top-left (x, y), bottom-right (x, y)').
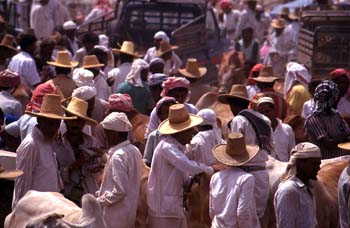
top-left (135, 161), bottom-right (150, 228)
top-left (127, 110), bottom-right (149, 154)
top-left (5, 190), bottom-right (106, 228)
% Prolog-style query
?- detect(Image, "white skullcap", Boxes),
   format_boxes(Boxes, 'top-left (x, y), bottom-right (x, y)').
top-left (153, 31), bottom-right (169, 43)
top-left (72, 86), bottom-right (97, 101)
top-left (197, 108), bottom-right (217, 126)
top-left (73, 68), bottom-right (94, 87)
top-left (101, 112), bottom-right (132, 132)
top-left (256, 96), bottom-right (275, 108)
top-left (63, 21), bottom-right (77, 30)
top-left (99, 34), bottom-right (109, 48)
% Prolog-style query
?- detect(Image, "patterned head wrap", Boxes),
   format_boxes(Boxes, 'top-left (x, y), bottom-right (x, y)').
top-left (0, 69), bottom-right (21, 88)
top-left (314, 80), bottom-right (339, 113)
top-left (107, 93), bottom-right (134, 113)
top-left (26, 83), bottom-right (57, 112)
top-left (160, 76), bottom-right (190, 97)
top-left (155, 96), bottom-right (176, 115)
top-left (126, 59), bottom-right (149, 87)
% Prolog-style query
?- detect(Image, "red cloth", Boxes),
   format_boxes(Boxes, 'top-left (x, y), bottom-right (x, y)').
top-left (247, 64), bottom-right (265, 85)
top-left (220, 0), bottom-right (233, 9)
top-left (107, 93), bottom-right (134, 113)
top-left (0, 69), bottom-right (20, 88)
top-left (329, 68), bottom-right (349, 80)
top-left (160, 77), bottom-right (190, 97)
top-left (26, 83), bottom-right (57, 112)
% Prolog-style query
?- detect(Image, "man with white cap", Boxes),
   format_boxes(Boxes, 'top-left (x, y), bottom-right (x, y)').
top-left (188, 108), bottom-right (225, 165)
top-left (63, 20), bottom-right (79, 56)
top-left (97, 112), bottom-right (142, 228)
top-left (256, 96), bottom-right (295, 162)
top-left (147, 104), bottom-right (214, 228)
top-left (274, 142), bottom-right (321, 228)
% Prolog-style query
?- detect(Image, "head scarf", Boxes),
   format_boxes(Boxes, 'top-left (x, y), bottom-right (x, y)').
top-left (256, 96), bottom-right (275, 108)
top-left (73, 68), bottom-right (94, 87)
top-left (63, 21), bottom-right (77, 30)
top-left (72, 86), bottom-right (97, 101)
top-left (153, 31), bottom-right (169, 43)
top-left (197, 108), bottom-right (225, 144)
top-left (160, 76), bottom-right (190, 97)
top-left (26, 83), bottom-right (57, 112)
top-left (284, 62), bottom-right (311, 97)
top-left (148, 73), bottom-right (168, 87)
top-left (220, 0), bottom-right (233, 9)
top-left (126, 59), bottom-right (149, 87)
top-left (107, 93), bottom-right (134, 113)
top-left (155, 96), bottom-right (176, 115)
top-left (283, 142), bottom-right (321, 181)
top-left (330, 68), bottom-right (349, 80)
top-left (247, 63), bottom-right (265, 85)
top-left (0, 69), bottom-right (21, 88)
top-left (314, 80), bottom-right (339, 113)
top-left (101, 112), bottom-right (131, 132)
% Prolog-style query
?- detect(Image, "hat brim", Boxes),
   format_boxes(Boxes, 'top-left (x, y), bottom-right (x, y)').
top-left (271, 22), bottom-right (285, 29)
top-left (62, 106), bottom-right (98, 126)
top-left (178, 67), bottom-right (207, 78)
top-left (0, 170), bottom-right (23, 179)
top-left (338, 142), bottom-right (350, 150)
top-left (156, 46), bottom-right (179, 57)
top-left (289, 14), bottom-right (299, 20)
top-left (217, 94), bottom-right (250, 104)
top-left (158, 114), bottom-right (203, 135)
top-left (47, 61), bottom-right (79, 68)
top-left (25, 111), bottom-right (77, 120)
top-left (112, 49), bottom-right (141, 58)
top-left (82, 64), bottom-right (105, 69)
top-left (212, 144), bottom-right (259, 166)
top-left (253, 76), bottom-right (279, 83)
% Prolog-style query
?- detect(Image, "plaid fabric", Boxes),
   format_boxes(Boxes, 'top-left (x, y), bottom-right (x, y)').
top-left (314, 80), bottom-right (339, 113)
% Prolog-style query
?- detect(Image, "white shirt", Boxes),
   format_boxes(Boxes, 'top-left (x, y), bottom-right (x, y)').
top-left (235, 8), bottom-right (258, 40)
top-left (302, 99), bottom-right (315, 119)
top-left (223, 10), bottom-right (240, 40)
top-left (337, 96), bottom-right (350, 116)
top-left (210, 167), bottom-right (260, 228)
top-left (163, 53), bottom-right (183, 76)
top-left (30, 4), bottom-right (55, 40)
top-left (73, 47), bottom-right (87, 67)
top-left (108, 62), bottom-right (132, 93)
top-left (97, 140), bottom-right (142, 228)
top-left (13, 127), bottom-right (62, 208)
top-left (5, 114), bottom-right (37, 140)
top-left (272, 119), bottom-right (296, 162)
top-left (94, 72), bottom-right (109, 101)
top-left (0, 90), bottom-right (23, 118)
top-left (246, 84), bottom-right (260, 99)
top-left (8, 51), bottom-right (41, 88)
top-left (147, 136), bottom-right (213, 218)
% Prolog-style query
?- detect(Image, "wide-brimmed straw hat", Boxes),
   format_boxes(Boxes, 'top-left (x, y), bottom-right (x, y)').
top-left (212, 132), bottom-right (259, 166)
top-left (289, 7), bottom-right (301, 20)
top-left (112, 41), bottom-right (141, 58)
top-left (62, 97), bottom-right (97, 125)
top-left (178, 58), bottom-right (207, 78)
top-left (338, 142), bottom-right (350, 150)
top-left (156, 41), bottom-right (178, 57)
top-left (217, 84), bottom-right (250, 104)
top-left (253, 66), bottom-right (279, 83)
top-left (0, 165), bottom-right (23, 179)
top-left (81, 55), bottom-right (105, 69)
top-left (271, 18), bottom-right (286, 29)
top-left (158, 104), bottom-right (203, 135)
top-left (47, 51), bottom-right (79, 68)
top-left (26, 94), bottom-right (77, 120)
top-left (0, 34), bottom-right (17, 53)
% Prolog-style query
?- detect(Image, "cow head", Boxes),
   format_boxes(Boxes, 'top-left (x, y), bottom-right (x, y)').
top-left (26, 213), bottom-right (70, 228)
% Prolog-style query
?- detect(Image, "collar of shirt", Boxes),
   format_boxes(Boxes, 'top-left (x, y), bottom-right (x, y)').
top-left (166, 135), bottom-right (187, 152)
top-left (20, 51), bottom-right (33, 58)
top-left (108, 140), bottom-right (131, 156)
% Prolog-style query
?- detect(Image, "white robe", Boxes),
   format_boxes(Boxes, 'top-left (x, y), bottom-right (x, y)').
top-left (272, 119), bottom-right (296, 162)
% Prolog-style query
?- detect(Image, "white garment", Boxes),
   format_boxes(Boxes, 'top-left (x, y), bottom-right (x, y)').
top-left (0, 91), bottom-right (23, 118)
top-left (73, 47), bottom-right (87, 67)
top-left (210, 167), bottom-right (260, 228)
top-left (8, 51), bottom-right (41, 88)
top-left (5, 114), bottom-right (37, 140)
top-left (223, 10), bottom-right (240, 40)
top-left (30, 4), bottom-right (55, 39)
top-left (256, 12), bottom-right (271, 43)
top-left (97, 140), bottom-right (142, 228)
top-left (272, 119), bottom-right (296, 162)
top-left (163, 53), bottom-right (183, 76)
top-left (246, 84), bottom-right (260, 99)
top-left (301, 99), bottom-right (315, 119)
top-left (143, 130), bottom-right (163, 166)
top-left (144, 47), bottom-right (157, 63)
top-left (234, 8), bottom-right (258, 40)
top-left (66, 37), bottom-right (79, 55)
top-left (94, 72), bottom-right (109, 101)
top-left (13, 127), bottom-right (62, 208)
top-left (54, 2), bottom-right (70, 27)
top-left (284, 22), bottom-right (300, 60)
top-left (337, 96), bottom-right (350, 116)
top-left (108, 62), bottom-right (132, 93)
top-left (147, 136), bottom-right (213, 219)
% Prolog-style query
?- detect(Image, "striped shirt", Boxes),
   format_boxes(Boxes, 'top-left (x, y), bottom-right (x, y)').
top-left (305, 111), bottom-right (350, 159)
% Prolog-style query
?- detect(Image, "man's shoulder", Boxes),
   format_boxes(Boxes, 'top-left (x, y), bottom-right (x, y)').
top-left (276, 179), bottom-right (300, 195)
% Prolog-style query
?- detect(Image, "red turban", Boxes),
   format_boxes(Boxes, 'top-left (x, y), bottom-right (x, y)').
top-left (107, 93), bottom-right (134, 113)
top-left (220, 0), bottom-right (233, 9)
top-left (160, 77), bottom-right (190, 97)
top-left (329, 68), bottom-right (349, 80)
top-left (26, 83), bottom-right (57, 112)
top-left (247, 64), bottom-right (265, 85)
top-left (0, 69), bottom-right (20, 88)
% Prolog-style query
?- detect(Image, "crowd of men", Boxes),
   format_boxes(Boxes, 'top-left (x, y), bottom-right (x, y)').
top-left (0, 0), bottom-right (350, 227)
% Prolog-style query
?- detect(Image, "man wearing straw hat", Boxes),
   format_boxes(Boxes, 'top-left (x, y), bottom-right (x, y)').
top-left (12, 94), bottom-right (76, 208)
top-left (156, 40), bottom-right (182, 76)
top-left (274, 142), bottom-right (321, 228)
top-left (97, 112), bottom-right (142, 228)
top-left (147, 104), bottom-right (214, 228)
top-left (210, 132), bottom-right (261, 227)
top-left (338, 142), bottom-right (350, 228)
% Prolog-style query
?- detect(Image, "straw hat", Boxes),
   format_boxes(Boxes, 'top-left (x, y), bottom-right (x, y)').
top-left (253, 66), bottom-right (279, 83)
top-left (338, 142), bottom-right (350, 150)
top-left (47, 51), bottom-right (79, 68)
top-left (0, 165), bottom-right (23, 179)
top-left (212, 132), bottom-right (259, 166)
top-left (217, 84), bottom-right (250, 104)
top-left (289, 7), bottom-right (301, 20)
top-left (112, 41), bottom-right (141, 57)
top-left (81, 55), bottom-right (105, 69)
top-left (62, 97), bottom-right (97, 125)
top-left (280, 7), bottom-right (290, 16)
top-left (271, 18), bottom-right (286, 29)
top-left (178, 58), bottom-right (207, 78)
top-left (156, 41), bottom-right (178, 57)
top-left (158, 104), bottom-right (203, 135)
top-left (0, 34), bottom-right (17, 53)
top-left (26, 94), bottom-right (76, 120)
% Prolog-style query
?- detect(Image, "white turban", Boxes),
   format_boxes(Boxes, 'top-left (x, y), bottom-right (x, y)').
top-left (101, 112), bottom-right (131, 132)
top-left (63, 20), bottom-right (77, 30)
top-left (73, 68), bottom-right (94, 87)
top-left (72, 86), bottom-right (97, 101)
top-left (284, 62), bottom-right (311, 97)
top-left (153, 31), bottom-right (169, 43)
top-left (126, 59), bottom-right (149, 87)
top-left (197, 108), bottom-right (225, 144)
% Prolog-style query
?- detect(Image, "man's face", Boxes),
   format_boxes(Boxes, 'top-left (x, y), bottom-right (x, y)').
top-left (274, 28), bottom-right (284, 36)
top-left (64, 115), bottom-right (86, 135)
top-left (175, 127), bottom-right (197, 145)
top-left (37, 117), bottom-right (61, 141)
top-left (141, 68), bottom-right (149, 82)
top-left (298, 157), bottom-right (321, 180)
top-left (333, 76), bottom-right (349, 97)
top-left (257, 102), bottom-right (275, 122)
top-left (157, 101), bottom-right (176, 121)
top-left (167, 87), bottom-right (188, 104)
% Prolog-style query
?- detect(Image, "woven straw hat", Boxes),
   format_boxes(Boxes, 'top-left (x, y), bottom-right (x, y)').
top-left (0, 165), bottom-right (23, 179)
top-left (178, 58), bottom-right (207, 78)
top-left (47, 51), bottom-right (79, 68)
top-left (62, 97), bottom-right (97, 125)
top-left (253, 66), bottom-right (278, 83)
top-left (26, 94), bottom-right (76, 120)
top-left (156, 41), bottom-right (178, 57)
top-left (338, 142), bottom-right (350, 150)
top-left (81, 55), bottom-right (105, 69)
top-left (158, 104), bottom-right (203, 135)
top-left (0, 34), bottom-right (17, 53)
top-left (212, 132), bottom-right (259, 166)
top-left (112, 41), bottom-right (141, 57)
top-left (271, 18), bottom-right (286, 29)
top-left (218, 84), bottom-right (250, 104)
